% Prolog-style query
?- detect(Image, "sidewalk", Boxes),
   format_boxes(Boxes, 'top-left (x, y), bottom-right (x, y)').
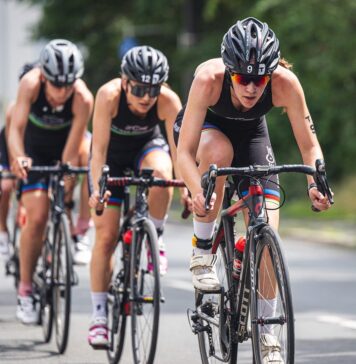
top-left (280, 219), bottom-right (356, 248)
top-left (170, 206), bottom-right (356, 249)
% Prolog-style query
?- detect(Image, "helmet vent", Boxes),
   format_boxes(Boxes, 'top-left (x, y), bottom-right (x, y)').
top-left (55, 52), bottom-right (64, 76)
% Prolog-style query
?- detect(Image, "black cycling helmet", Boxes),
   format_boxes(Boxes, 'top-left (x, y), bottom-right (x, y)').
top-left (121, 45), bottom-right (169, 85)
top-left (221, 17), bottom-right (280, 75)
top-left (39, 39), bottom-right (84, 85)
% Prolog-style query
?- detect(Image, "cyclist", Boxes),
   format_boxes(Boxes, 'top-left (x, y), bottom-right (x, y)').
top-left (88, 45), bottom-right (185, 348)
top-left (0, 105), bottom-right (15, 258)
top-left (9, 39), bottom-right (94, 324)
top-left (1, 65), bottom-right (93, 265)
top-left (175, 17), bottom-right (332, 363)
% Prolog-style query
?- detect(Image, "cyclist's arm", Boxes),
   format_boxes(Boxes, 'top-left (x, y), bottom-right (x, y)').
top-left (177, 68), bottom-right (221, 204)
top-left (272, 68), bottom-right (323, 186)
top-left (62, 80), bottom-right (94, 165)
top-left (272, 68), bottom-right (331, 210)
top-left (8, 71), bottom-right (40, 176)
top-left (90, 80), bottom-right (118, 196)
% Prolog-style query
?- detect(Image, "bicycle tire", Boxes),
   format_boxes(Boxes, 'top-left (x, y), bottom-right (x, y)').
top-left (130, 219), bottom-right (160, 364)
top-left (107, 236), bottom-right (129, 364)
top-left (40, 224), bottom-right (54, 343)
top-left (250, 225), bottom-right (294, 364)
top-left (197, 240), bottom-right (238, 364)
top-left (52, 214), bottom-right (72, 354)
top-left (8, 219), bottom-right (20, 289)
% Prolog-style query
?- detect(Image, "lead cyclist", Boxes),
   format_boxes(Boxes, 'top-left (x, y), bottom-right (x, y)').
top-left (175, 17), bottom-right (332, 363)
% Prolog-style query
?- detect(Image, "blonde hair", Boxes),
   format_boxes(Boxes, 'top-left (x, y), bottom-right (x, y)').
top-left (279, 57), bottom-right (293, 70)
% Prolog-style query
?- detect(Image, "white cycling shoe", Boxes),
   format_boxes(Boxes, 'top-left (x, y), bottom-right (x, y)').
top-left (260, 333), bottom-right (284, 363)
top-left (190, 254), bottom-right (221, 291)
top-left (16, 295), bottom-right (39, 325)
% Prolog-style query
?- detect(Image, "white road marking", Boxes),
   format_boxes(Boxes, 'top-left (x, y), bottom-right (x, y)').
top-left (317, 315), bottom-right (356, 330)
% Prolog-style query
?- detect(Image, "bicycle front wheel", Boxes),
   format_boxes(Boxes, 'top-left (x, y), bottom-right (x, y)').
top-left (107, 236), bottom-right (129, 364)
top-left (250, 225), bottom-right (294, 364)
top-left (130, 219), bottom-right (160, 364)
top-left (52, 215), bottom-right (72, 354)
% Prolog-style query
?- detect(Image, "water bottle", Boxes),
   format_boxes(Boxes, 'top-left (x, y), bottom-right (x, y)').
top-left (232, 237), bottom-right (246, 280)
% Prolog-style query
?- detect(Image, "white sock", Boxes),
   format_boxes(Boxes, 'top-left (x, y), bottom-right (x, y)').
top-left (258, 298), bottom-right (277, 334)
top-left (193, 219), bottom-right (216, 255)
top-left (148, 213), bottom-right (167, 231)
top-left (91, 292), bottom-right (107, 319)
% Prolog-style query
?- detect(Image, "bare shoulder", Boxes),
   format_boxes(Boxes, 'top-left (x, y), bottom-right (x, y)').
top-left (96, 78), bottom-right (122, 104)
top-left (159, 84), bottom-right (181, 105)
top-left (18, 68), bottom-right (41, 100)
top-left (191, 58), bottom-right (225, 105)
top-left (73, 79), bottom-right (94, 106)
top-left (271, 66), bottom-right (304, 107)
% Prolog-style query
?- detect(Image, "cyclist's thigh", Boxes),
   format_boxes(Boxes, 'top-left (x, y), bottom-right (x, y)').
top-left (138, 135), bottom-right (172, 178)
top-left (21, 190), bottom-right (49, 225)
top-left (196, 125), bottom-right (234, 171)
top-left (92, 207), bottom-right (121, 245)
top-left (78, 131), bottom-right (91, 166)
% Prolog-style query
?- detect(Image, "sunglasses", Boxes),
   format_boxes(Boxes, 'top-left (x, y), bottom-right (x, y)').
top-left (129, 81), bottom-right (161, 98)
top-left (49, 80), bottom-right (74, 89)
top-left (230, 73), bottom-right (270, 87)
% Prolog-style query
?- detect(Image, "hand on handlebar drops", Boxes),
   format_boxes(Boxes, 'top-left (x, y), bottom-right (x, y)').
top-left (89, 189), bottom-right (112, 210)
top-left (308, 187), bottom-right (333, 211)
top-left (193, 191), bottom-right (216, 218)
top-left (11, 157), bottom-right (32, 179)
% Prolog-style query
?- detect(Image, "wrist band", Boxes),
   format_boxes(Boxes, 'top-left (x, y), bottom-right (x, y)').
top-left (307, 182), bottom-right (318, 196)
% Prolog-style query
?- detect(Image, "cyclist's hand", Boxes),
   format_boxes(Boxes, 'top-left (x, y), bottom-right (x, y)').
top-left (193, 191), bottom-right (216, 218)
top-left (11, 157), bottom-right (32, 179)
top-left (309, 187), bottom-right (333, 211)
top-left (89, 189), bottom-right (112, 211)
top-left (180, 187), bottom-right (192, 211)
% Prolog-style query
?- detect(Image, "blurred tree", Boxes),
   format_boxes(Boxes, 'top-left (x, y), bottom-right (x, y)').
top-left (18, 0), bottom-right (356, 187)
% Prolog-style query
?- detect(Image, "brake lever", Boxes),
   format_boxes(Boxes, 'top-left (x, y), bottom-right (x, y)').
top-left (202, 164), bottom-right (217, 211)
top-left (315, 159), bottom-right (334, 205)
top-left (96, 165), bottom-right (110, 216)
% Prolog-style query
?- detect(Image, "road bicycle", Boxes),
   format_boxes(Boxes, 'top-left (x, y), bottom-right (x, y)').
top-left (188, 159), bottom-right (333, 364)
top-left (24, 164), bottom-right (88, 354)
top-left (97, 166), bottom-right (186, 364)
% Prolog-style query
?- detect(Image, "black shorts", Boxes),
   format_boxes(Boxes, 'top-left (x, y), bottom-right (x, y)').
top-left (0, 127), bottom-right (10, 169)
top-left (89, 134), bottom-right (169, 207)
top-left (174, 107), bottom-right (280, 204)
top-left (21, 124), bottom-right (70, 193)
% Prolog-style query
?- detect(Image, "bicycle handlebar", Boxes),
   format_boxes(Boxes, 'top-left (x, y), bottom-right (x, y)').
top-left (96, 165), bottom-right (187, 216)
top-left (28, 164), bottom-right (89, 175)
top-left (202, 159), bottom-right (334, 211)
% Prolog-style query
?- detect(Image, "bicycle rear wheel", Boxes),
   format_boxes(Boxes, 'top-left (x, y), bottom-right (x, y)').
top-left (197, 241), bottom-right (237, 364)
top-left (250, 225), bottom-right (294, 364)
top-left (52, 215), bottom-right (72, 354)
top-left (107, 236), bottom-right (129, 364)
top-left (130, 219), bottom-right (160, 364)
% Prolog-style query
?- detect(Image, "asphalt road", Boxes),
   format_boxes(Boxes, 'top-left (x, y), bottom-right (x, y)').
top-left (0, 218), bottom-right (356, 363)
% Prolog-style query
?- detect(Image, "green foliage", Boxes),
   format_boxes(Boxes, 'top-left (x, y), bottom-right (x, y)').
top-left (18, 0), bottom-right (356, 187)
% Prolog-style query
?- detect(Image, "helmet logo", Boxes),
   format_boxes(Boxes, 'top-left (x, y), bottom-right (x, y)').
top-left (140, 74), bottom-right (160, 85)
top-left (258, 64), bottom-right (266, 75)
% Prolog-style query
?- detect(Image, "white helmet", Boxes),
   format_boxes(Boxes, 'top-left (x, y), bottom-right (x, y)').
top-left (39, 39), bottom-right (84, 85)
